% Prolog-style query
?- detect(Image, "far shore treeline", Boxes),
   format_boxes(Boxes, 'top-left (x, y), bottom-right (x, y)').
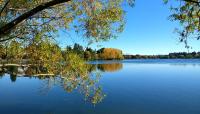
top-left (124, 52), bottom-right (200, 59)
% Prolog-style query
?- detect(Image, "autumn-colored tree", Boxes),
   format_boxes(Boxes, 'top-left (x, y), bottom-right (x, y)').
top-left (97, 48), bottom-right (124, 60)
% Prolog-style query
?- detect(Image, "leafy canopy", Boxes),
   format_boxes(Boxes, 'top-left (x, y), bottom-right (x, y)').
top-left (1, 0), bottom-right (200, 50)
top-left (164, 0), bottom-right (200, 48)
top-left (0, 0), bottom-right (134, 43)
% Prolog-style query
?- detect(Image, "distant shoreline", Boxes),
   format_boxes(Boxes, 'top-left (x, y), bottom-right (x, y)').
top-left (123, 58), bottom-right (200, 60)
top-left (123, 52), bottom-right (200, 59)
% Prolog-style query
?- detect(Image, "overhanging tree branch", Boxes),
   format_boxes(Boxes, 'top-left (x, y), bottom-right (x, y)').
top-left (0, 0), bottom-right (71, 38)
top-left (182, 0), bottom-right (200, 4)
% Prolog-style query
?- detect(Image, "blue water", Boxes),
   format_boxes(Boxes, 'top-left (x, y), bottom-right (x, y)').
top-left (1, 59), bottom-right (200, 114)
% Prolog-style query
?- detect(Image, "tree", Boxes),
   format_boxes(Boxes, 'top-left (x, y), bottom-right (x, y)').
top-left (0, 0), bottom-right (134, 43)
top-left (84, 47), bottom-right (97, 60)
top-left (84, 51), bottom-right (92, 60)
top-left (73, 43), bottom-right (83, 54)
top-left (6, 40), bottom-right (24, 61)
top-left (25, 39), bottom-right (64, 73)
top-left (164, 0), bottom-right (200, 47)
top-left (66, 46), bottom-right (72, 51)
top-left (0, 44), bottom-right (6, 59)
top-left (97, 48), bottom-right (124, 60)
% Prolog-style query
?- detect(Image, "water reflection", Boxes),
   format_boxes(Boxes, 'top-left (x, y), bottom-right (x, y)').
top-left (1, 60), bottom-right (200, 114)
top-left (169, 63), bottom-right (200, 67)
top-left (97, 63), bottom-right (123, 72)
top-left (0, 68), bottom-right (4, 78)
top-left (0, 62), bottom-right (123, 105)
top-left (0, 64), bottom-right (105, 105)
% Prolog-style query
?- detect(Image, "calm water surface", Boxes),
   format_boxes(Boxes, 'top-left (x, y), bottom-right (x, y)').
top-left (1, 59), bottom-right (200, 114)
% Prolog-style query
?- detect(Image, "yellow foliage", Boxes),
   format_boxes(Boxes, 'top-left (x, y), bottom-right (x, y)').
top-left (98, 63), bottom-right (123, 72)
top-left (98, 48), bottom-right (124, 60)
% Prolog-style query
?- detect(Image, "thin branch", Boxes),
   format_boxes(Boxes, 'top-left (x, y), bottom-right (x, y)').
top-left (0, 33), bottom-right (26, 42)
top-left (0, 37), bottom-right (13, 42)
top-left (0, 0), bottom-right (10, 16)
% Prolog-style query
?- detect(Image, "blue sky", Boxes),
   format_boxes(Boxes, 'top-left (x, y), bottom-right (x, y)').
top-left (57, 0), bottom-right (200, 55)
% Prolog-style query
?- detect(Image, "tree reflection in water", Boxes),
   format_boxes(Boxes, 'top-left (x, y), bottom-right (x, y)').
top-left (97, 63), bottom-right (123, 72)
top-left (0, 63), bottom-right (105, 105)
top-left (0, 59), bottom-right (123, 105)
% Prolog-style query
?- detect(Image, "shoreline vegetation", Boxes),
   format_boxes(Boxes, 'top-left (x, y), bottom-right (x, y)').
top-left (1, 42), bottom-right (200, 75)
top-left (0, 43), bottom-right (124, 62)
top-left (1, 42), bottom-right (200, 66)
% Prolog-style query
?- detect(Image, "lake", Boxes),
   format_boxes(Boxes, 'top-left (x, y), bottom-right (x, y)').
top-left (1, 59), bottom-right (200, 114)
